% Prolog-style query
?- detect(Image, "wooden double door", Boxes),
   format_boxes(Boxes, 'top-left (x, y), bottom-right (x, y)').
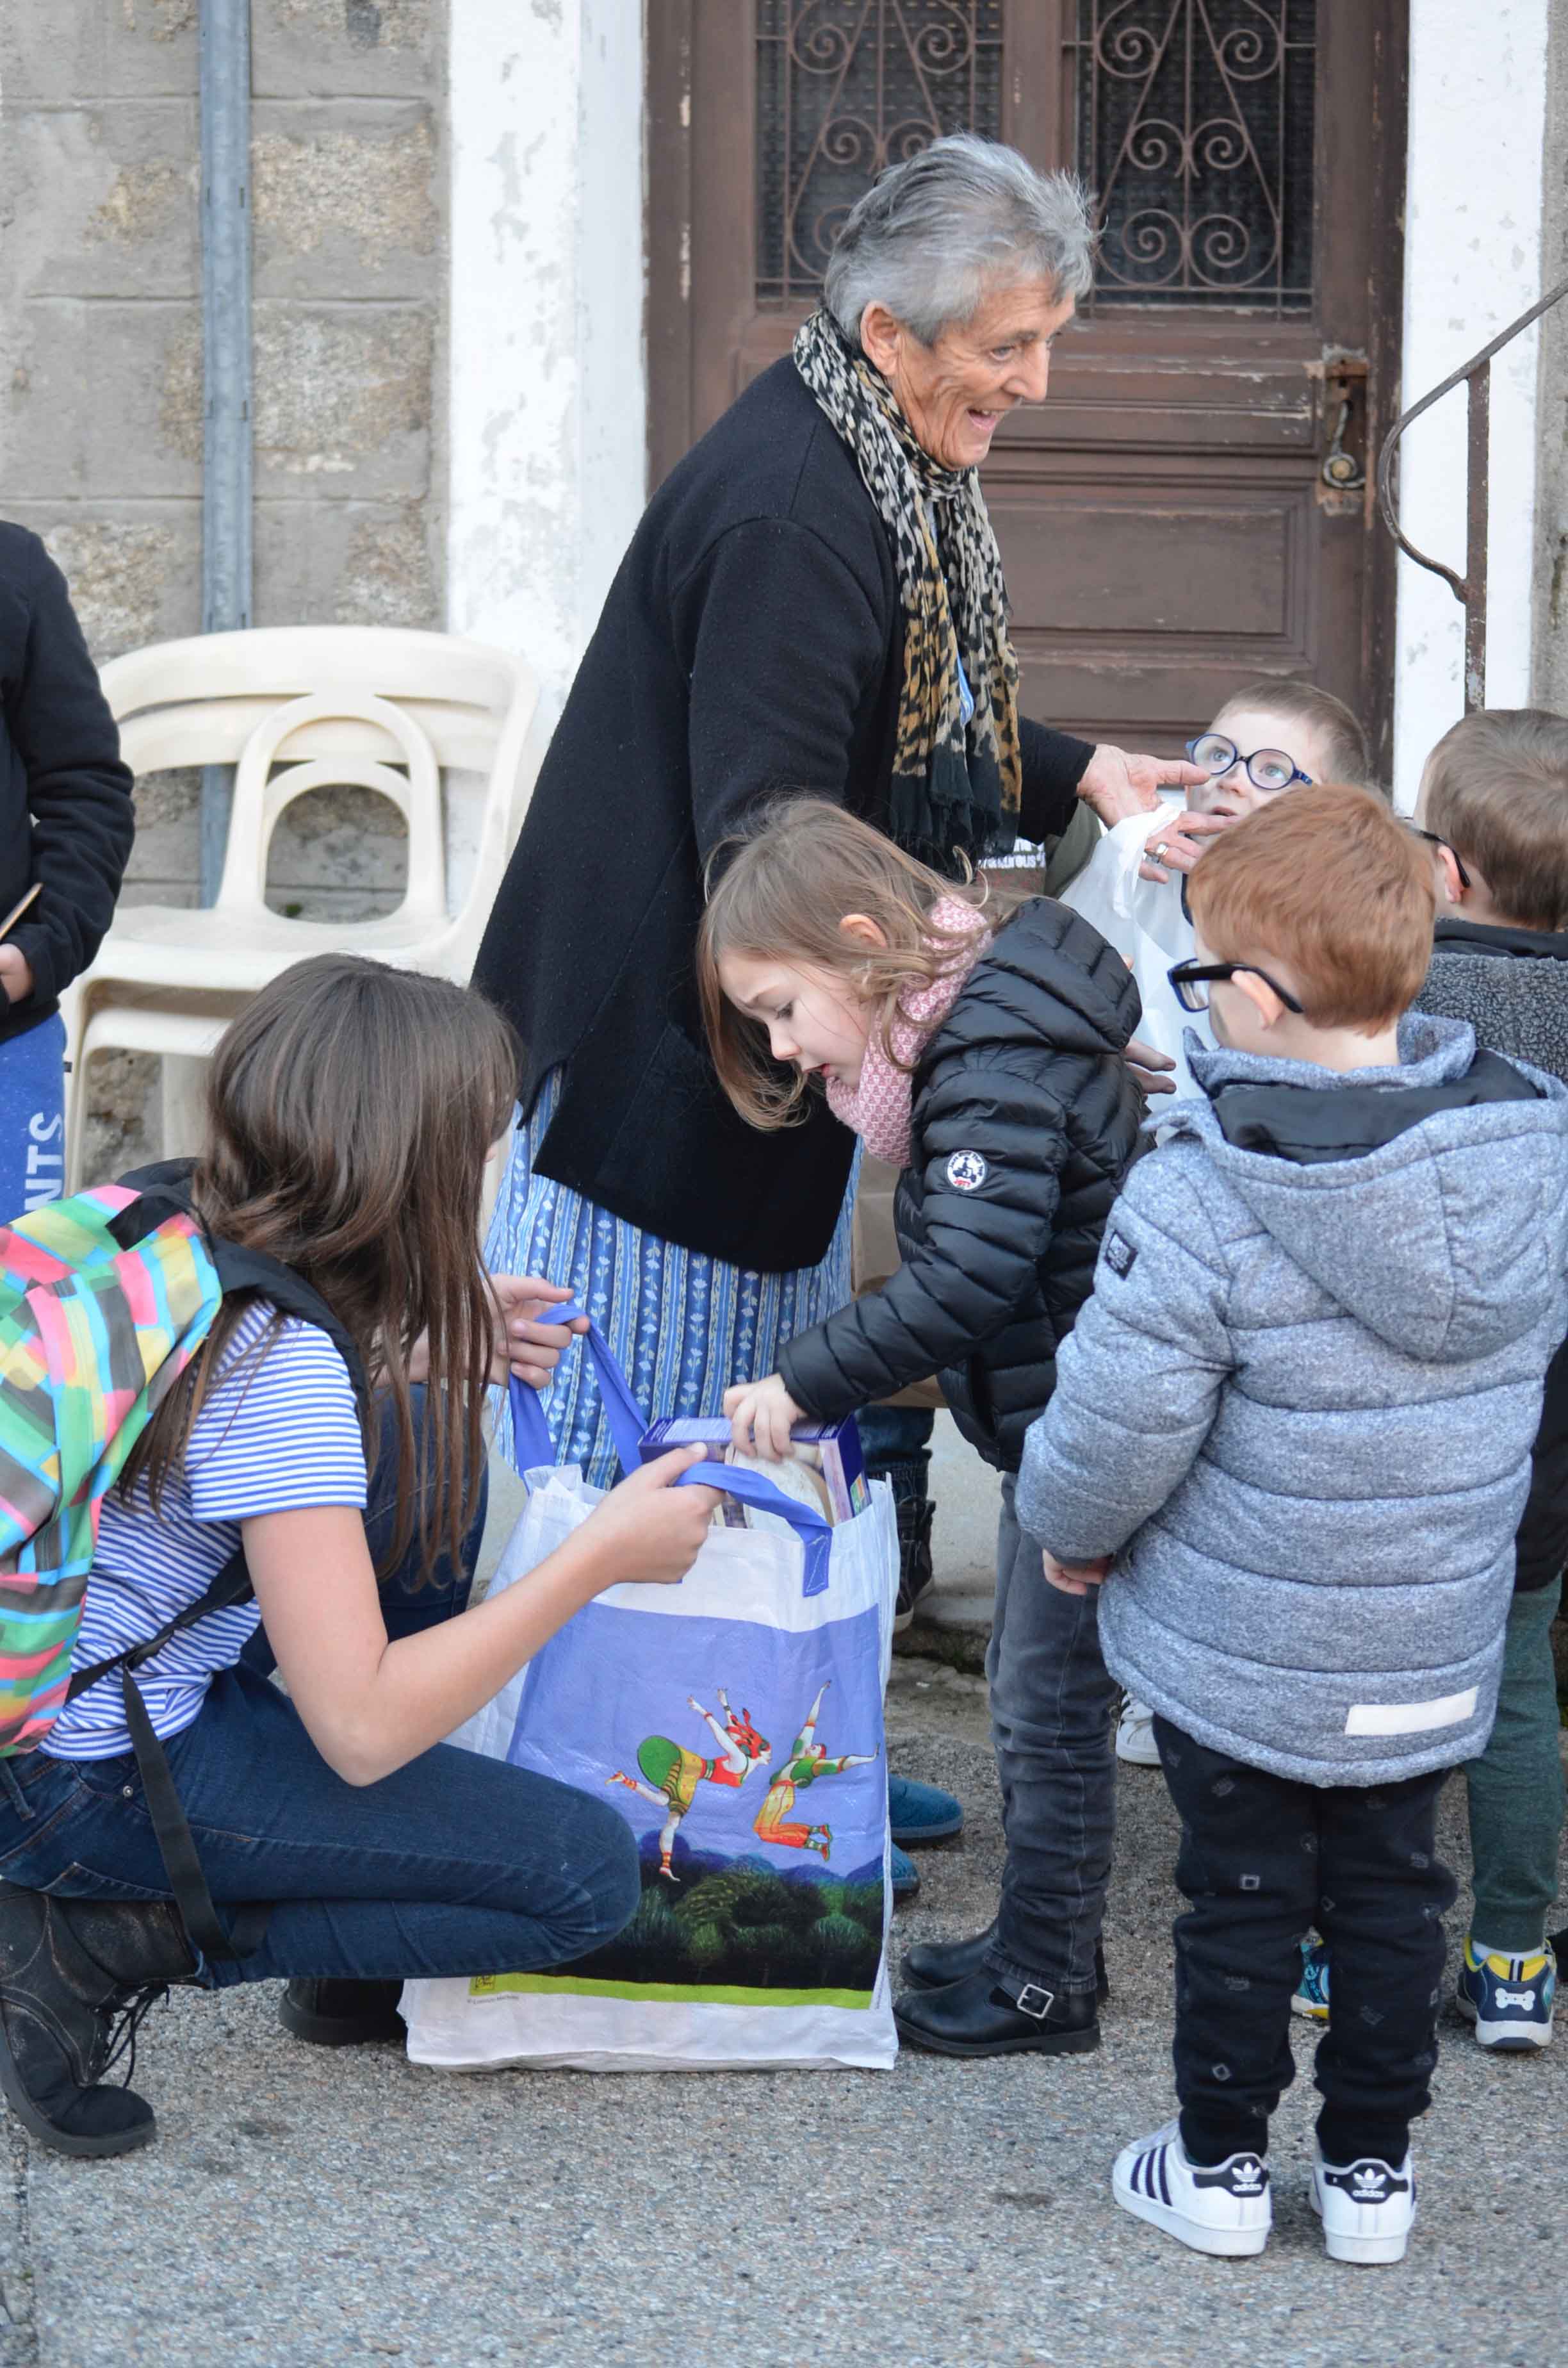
top-left (647, 2), bottom-right (1408, 771)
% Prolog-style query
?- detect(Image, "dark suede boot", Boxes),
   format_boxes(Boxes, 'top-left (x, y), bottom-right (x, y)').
top-left (903, 1923), bottom-right (1109, 2002)
top-left (893, 1499), bottom-right (935, 1633)
top-left (279, 1978), bottom-right (406, 2047)
top-left (0, 1881), bottom-right (196, 2157)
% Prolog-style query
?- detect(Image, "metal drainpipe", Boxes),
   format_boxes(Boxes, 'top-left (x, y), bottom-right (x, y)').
top-left (198, 0), bottom-right (253, 905)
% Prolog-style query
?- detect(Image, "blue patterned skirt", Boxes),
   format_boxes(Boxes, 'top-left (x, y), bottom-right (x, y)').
top-left (486, 1071), bottom-right (856, 1487)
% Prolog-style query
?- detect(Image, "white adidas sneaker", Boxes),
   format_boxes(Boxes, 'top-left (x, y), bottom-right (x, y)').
top-left (1311, 2143), bottom-right (1416, 2265)
top-left (1113, 2119), bottom-right (1271, 2257)
top-left (1115, 1695), bottom-right (1161, 1766)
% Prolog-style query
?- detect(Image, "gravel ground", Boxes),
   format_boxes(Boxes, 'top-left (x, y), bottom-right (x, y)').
top-left (3, 1655), bottom-right (1561, 2368)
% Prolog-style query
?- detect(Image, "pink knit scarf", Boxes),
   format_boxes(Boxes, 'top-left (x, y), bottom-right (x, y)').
top-left (825, 898), bottom-right (988, 1166)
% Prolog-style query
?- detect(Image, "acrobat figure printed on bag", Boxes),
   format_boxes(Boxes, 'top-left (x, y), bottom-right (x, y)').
top-left (751, 1681), bottom-right (878, 1866)
top-left (607, 1687), bottom-right (772, 1881)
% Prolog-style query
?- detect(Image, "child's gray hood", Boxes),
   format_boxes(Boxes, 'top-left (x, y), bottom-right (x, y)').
top-left (1159, 1013), bottom-right (1568, 1363)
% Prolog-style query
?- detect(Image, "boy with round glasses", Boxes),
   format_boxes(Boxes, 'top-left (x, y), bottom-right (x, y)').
top-left (1063, 679), bottom-right (1375, 1098)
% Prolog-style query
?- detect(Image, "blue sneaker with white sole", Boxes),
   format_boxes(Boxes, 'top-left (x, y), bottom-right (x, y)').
top-left (1455, 1936), bottom-right (1555, 2050)
top-left (1293, 1939), bottom-right (1330, 2021)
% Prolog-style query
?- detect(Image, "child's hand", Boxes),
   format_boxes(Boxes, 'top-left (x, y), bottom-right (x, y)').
top-left (406, 1277), bottom-right (586, 1388)
top-left (1125, 1037), bottom-right (1177, 1098)
top-left (1138, 809), bottom-right (1232, 883)
top-left (584, 1448), bottom-right (723, 1587)
top-left (488, 1275), bottom-right (589, 1389)
top-left (1041, 1547), bottom-right (1112, 1596)
top-left (723, 1373), bottom-right (805, 1461)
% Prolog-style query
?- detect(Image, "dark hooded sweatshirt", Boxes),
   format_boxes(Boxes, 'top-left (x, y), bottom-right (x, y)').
top-left (1417, 916), bottom-right (1568, 1589)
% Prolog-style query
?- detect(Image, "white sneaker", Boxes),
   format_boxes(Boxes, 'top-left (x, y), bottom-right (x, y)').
top-left (1311, 2143), bottom-right (1416, 2265)
top-left (1115, 1696), bottom-right (1161, 1766)
top-left (1113, 2119), bottom-right (1271, 2257)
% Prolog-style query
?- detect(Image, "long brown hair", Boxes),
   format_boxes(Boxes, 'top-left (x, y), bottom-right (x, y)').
top-left (124, 953), bottom-right (519, 1581)
top-left (697, 798), bottom-right (999, 1131)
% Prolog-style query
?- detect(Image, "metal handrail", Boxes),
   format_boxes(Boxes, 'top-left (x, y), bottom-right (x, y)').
top-left (1378, 271), bottom-right (1568, 712)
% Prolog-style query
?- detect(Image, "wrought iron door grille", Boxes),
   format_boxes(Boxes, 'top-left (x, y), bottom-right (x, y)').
top-left (1070, 1), bottom-right (1316, 312)
top-left (755, 1), bottom-right (1004, 306)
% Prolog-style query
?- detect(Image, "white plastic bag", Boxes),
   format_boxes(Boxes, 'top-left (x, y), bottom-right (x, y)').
top-left (1061, 793), bottom-right (1214, 1094)
top-left (402, 1320), bottom-right (899, 2074)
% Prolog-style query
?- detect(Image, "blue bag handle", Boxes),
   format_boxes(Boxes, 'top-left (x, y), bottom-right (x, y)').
top-left (506, 1304), bottom-right (833, 1597)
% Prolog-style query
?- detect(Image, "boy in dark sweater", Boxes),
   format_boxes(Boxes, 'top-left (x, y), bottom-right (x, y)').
top-left (1296, 708), bottom-right (1568, 2055)
top-left (0, 525), bottom-right (135, 1212)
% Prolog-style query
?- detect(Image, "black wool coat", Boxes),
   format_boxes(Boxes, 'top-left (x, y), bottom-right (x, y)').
top-left (776, 900), bottom-right (1144, 1473)
top-left (0, 526), bottom-right (134, 1042)
top-left (471, 358), bottom-right (1095, 1275)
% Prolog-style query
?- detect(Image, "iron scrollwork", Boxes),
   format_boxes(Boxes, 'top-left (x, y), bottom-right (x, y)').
top-left (755, 1), bottom-right (1004, 304)
top-left (1071, 1), bottom-right (1316, 311)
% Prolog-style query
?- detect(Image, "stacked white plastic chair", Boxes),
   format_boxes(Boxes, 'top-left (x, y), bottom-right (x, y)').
top-left (67, 627), bottom-right (545, 1189)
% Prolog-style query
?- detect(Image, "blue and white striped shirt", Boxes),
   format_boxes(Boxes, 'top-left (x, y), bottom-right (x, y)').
top-left (43, 1301), bottom-right (368, 1761)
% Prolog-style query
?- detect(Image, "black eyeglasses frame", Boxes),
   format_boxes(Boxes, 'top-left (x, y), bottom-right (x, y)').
top-left (1166, 958), bottom-right (1306, 1015)
top-left (1184, 735), bottom-right (1313, 794)
top-left (1413, 827), bottom-right (1472, 890)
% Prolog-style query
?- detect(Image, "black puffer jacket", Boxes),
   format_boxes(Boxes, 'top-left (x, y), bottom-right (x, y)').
top-left (777, 900), bottom-right (1143, 1472)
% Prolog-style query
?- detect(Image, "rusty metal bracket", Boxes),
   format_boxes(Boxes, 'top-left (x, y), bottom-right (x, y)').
top-left (1312, 352), bottom-right (1369, 514)
top-left (1377, 273), bottom-right (1568, 712)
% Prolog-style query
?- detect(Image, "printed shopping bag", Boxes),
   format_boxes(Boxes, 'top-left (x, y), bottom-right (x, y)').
top-left (401, 1314), bottom-right (900, 2073)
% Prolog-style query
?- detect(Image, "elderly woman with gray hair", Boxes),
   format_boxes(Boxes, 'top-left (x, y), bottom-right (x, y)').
top-left (473, 135), bottom-right (1195, 1900)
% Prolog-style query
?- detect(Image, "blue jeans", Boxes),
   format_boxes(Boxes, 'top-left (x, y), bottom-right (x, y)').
top-left (4, 1392), bottom-right (640, 1987)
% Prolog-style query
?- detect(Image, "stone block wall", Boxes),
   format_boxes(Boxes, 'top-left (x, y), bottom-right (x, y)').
top-left (0, 0), bottom-right (446, 1170)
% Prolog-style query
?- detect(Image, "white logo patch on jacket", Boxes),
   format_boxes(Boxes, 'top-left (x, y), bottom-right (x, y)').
top-left (945, 1150), bottom-right (988, 1193)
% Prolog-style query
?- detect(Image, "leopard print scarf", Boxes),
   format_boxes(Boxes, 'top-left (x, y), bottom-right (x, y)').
top-left (794, 308), bottom-right (1022, 871)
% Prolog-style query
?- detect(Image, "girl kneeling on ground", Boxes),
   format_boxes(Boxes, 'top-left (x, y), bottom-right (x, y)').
top-left (0, 954), bottom-right (719, 2158)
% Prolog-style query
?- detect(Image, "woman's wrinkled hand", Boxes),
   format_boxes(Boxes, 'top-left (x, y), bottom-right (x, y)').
top-left (1125, 1036), bottom-right (1178, 1099)
top-left (1138, 807), bottom-right (1233, 883)
top-left (584, 1447), bottom-right (723, 1587)
top-left (1076, 745), bottom-right (1211, 830)
top-left (723, 1373), bottom-right (806, 1461)
top-left (1041, 1547), bottom-right (1112, 1597)
top-left (0, 946), bottom-right (35, 1006)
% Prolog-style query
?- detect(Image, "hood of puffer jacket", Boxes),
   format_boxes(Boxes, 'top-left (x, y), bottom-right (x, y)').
top-left (1164, 1012), bottom-right (1568, 1363)
top-left (916, 896), bottom-right (1143, 1074)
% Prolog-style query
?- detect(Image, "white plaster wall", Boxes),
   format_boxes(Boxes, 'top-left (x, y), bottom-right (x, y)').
top-left (446, 0), bottom-right (647, 722)
top-left (1391, 0), bottom-right (1549, 809)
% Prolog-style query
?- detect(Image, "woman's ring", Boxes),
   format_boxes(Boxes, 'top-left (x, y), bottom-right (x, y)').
top-left (1152, 841), bottom-right (1170, 863)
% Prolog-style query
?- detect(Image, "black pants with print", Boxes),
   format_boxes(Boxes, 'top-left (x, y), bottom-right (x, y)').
top-left (1154, 1720), bottom-right (1457, 2169)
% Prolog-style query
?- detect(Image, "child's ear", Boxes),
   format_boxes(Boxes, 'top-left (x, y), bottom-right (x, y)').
top-left (839, 912), bottom-right (888, 951)
top-left (1435, 844), bottom-right (1467, 906)
top-left (1229, 967), bottom-right (1288, 1030)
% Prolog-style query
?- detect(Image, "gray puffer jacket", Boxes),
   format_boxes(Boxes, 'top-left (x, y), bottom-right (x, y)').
top-left (1018, 1014), bottom-right (1568, 1786)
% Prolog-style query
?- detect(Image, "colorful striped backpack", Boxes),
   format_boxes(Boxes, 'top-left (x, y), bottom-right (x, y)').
top-left (0, 1164), bottom-right (364, 1958)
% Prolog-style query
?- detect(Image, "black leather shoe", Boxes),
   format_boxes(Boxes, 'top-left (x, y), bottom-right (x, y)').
top-left (902, 1925), bottom-right (1109, 2003)
top-left (894, 1966), bottom-right (1100, 2057)
top-left (0, 1882), bottom-right (195, 2157)
top-left (279, 1978), bottom-right (406, 2047)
